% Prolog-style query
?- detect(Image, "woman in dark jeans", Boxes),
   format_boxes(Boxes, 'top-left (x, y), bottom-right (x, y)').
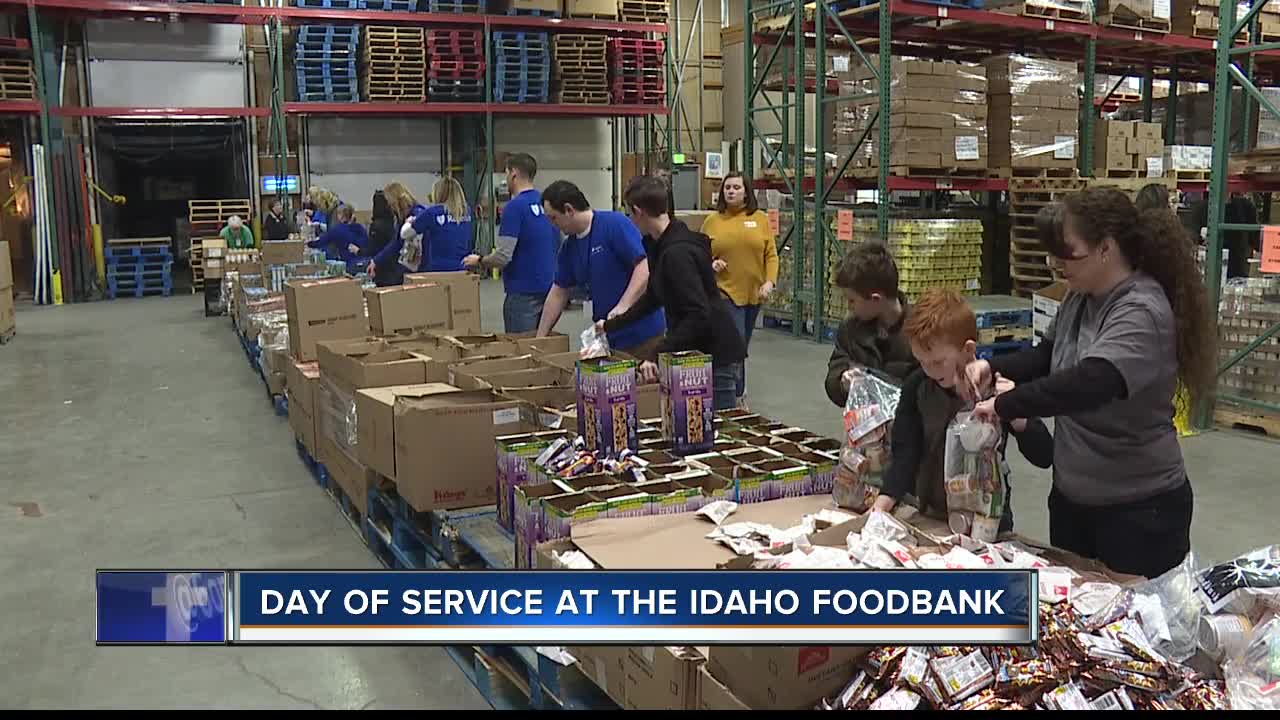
top-left (365, 191), bottom-right (403, 287)
top-left (964, 187), bottom-right (1216, 579)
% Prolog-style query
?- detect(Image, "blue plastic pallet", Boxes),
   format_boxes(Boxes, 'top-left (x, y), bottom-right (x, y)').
top-left (295, 0), bottom-right (360, 7)
top-left (426, 0), bottom-right (485, 11)
top-left (974, 307), bottom-right (1033, 329)
top-left (976, 339), bottom-right (1032, 360)
top-left (493, 88), bottom-right (550, 102)
top-left (492, 30), bottom-right (549, 42)
top-left (297, 77), bottom-right (360, 90)
top-left (295, 66), bottom-right (360, 79)
top-left (108, 285), bottom-right (173, 299)
top-left (104, 245), bottom-right (171, 259)
top-left (296, 92), bottom-right (361, 102)
top-left (362, 0), bottom-right (418, 8)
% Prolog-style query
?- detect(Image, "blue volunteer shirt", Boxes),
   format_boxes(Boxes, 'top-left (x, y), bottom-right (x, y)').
top-left (414, 205), bottom-right (474, 272)
top-left (500, 188), bottom-right (558, 296)
top-left (371, 203), bottom-right (429, 270)
top-left (555, 210), bottom-right (665, 350)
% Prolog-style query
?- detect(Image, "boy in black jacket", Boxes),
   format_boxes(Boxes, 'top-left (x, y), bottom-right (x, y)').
top-left (602, 177), bottom-right (747, 411)
top-left (873, 289), bottom-right (1053, 534)
top-left (825, 244), bottom-right (918, 406)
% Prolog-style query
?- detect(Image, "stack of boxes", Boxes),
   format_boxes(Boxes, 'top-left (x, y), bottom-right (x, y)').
top-left (985, 54), bottom-right (1080, 171)
top-left (884, 218), bottom-right (983, 300)
top-left (1094, 119), bottom-right (1165, 176)
top-left (1164, 144), bottom-right (1213, 178)
top-left (1172, 0), bottom-right (1257, 39)
top-left (836, 58), bottom-right (988, 175)
top-left (1218, 277), bottom-right (1280, 419)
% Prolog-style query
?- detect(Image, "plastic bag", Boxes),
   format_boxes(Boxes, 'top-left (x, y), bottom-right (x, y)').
top-left (1225, 615), bottom-right (1280, 709)
top-left (1133, 552), bottom-right (1200, 662)
top-left (579, 323), bottom-right (610, 360)
top-left (942, 410), bottom-right (1005, 535)
top-left (832, 446), bottom-right (879, 512)
top-left (1196, 545), bottom-right (1280, 615)
top-left (842, 368), bottom-right (899, 445)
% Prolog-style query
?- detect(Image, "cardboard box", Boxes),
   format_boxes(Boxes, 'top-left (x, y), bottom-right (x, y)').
top-left (578, 357), bottom-right (639, 456)
top-left (515, 483), bottom-right (574, 568)
top-left (697, 665), bottom-right (751, 710)
top-left (569, 645), bottom-right (628, 707)
top-left (315, 339), bottom-right (446, 392)
top-left (0, 240), bottom-right (12, 289)
top-left (565, 0), bottom-right (617, 18)
top-left (496, 430), bottom-right (573, 531)
top-left (505, 331), bottom-right (571, 355)
top-left (286, 361), bottom-right (321, 418)
top-left (623, 646), bottom-right (704, 710)
top-left (288, 388), bottom-right (316, 453)
top-left (266, 371), bottom-right (286, 396)
top-left (261, 239), bottom-right (305, 266)
top-left (706, 645), bottom-right (871, 710)
top-left (439, 333), bottom-right (519, 359)
top-left (284, 278), bottom-right (367, 361)
top-left (659, 352), bottom-right (714, 456)
top-left (500, 386), bottom-right (578, 430)
top-left (449, 355), bottom-right (544, 387)
top-left (405, 272), bottom-right (482, 333)
top-left (356, 383), bottom-right (461, 480)
top-left (1033, 281), bottom-right (1068, 347)
top-left (365, 284), bottom-right (450, 335)
top-left (467, 366), bottom-right (574, 392)
top-left (318, 435), bottom-right (377, 516)
top-left (203, 258), bottom-right (226, 279)
top-left (393, 389), bottom-right (537, 511)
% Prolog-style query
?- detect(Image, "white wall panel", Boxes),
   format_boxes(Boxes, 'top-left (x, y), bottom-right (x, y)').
top-left (494, 117), bottom-right (614, 209)
top-left (85, 20), bottom-right (246, 107)
top-left (306, 117), bottom-right (444, 209)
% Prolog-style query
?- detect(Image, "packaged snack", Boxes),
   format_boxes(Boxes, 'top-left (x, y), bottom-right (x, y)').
top-left (942, 409), bottom-right (1006, 538)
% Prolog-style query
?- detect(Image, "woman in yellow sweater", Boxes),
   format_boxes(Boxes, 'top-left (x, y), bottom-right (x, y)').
top-left (703, 172), bottom-right (779, 404)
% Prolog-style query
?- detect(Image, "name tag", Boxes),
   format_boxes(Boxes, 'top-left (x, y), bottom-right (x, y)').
top-left (744, 221), bottom-right (758, 228)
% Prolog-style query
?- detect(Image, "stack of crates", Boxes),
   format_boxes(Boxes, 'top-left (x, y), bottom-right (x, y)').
top-left (105, 239), bottom-right (173, 299)
top-left (972, 296), bottom-right (1035, 360)
top-left (880, 218), bottom-right (983, 300)
top-left (491, 31), bottom-right (551, 103)
top-left (427, 29), bottom-right (485, 102)
top-left (425, 0), bottom-right (485, 12)
top-left (553, 34), bottom-right (609, 105)
top-left (363, 26), bottom-right (426, 102)
top-left (608, 37), bottom-right (665, 104)
top-left (295, 24), bottom-right (360, 102)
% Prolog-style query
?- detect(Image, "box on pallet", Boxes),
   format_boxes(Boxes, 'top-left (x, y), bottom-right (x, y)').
top-left (499, 385), bottom-right (578, 429)
top-left (564, 0), bottom-right (618, 17)
top-left (706, 644), bottom-right (872, 710)
top-left (316, 338), bottom-right (446, 392)
top-left (356, 383), bottom-right (461, 480)
top-left (449, 354), bottom-right (544, 387)
top-left (365, 284), bottom-right (450, 335)
top-left (985, 55), bottom-right (1080, 168)
top-left (496, 430), bottom-right (573, 532)
top-left (393, 389), bottom-right (536, 512)
top-left (287, 361), bottom-right (321, 453)
top-left (621, 646), bottom-right (704, 710)
top-left (261, 240), bottom-right (305, 266)
top-left (508, 0), bottom-right (560, 12)
top-left (659, 351), bottom-right (714, 456)
top-left (578, 356), bottom-right (639, 456)
top-left (284, 278), bottom-right (367, 361)
top-left (514, 482), bottom-right (573, 569)
top-left (318, 434), bottom-right (378, 516)
top-left (1033, 281), bottom-right (1068, 346)
top-left (405, 271), bottom-right (482, 333)
top-left (1094, 119), bottom-right (1164, 172)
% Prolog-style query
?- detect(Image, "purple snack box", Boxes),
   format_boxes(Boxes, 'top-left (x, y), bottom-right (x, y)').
top-left (659, 351), bottom-right (714, 456)
top-left (578, 357), bottom-right (639, 457)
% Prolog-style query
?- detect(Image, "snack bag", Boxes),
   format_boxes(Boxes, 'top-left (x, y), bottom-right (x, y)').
top-left (942, 410), bottom-right (1006, 541)
top-left (579, 323), bottom-right (611, 360)
top-left (841, 368), bottom-right (900, 480)
top-left (833, 445), bottom-right (879, 512)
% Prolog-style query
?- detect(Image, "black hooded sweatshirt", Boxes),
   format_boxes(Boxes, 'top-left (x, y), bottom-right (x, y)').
top-left (605, 218), bottom-right (747, 366)
top-left (366, 191), bottom-right (402, 286)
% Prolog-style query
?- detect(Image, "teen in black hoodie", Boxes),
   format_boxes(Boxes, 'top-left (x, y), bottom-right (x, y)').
top-left (365, 190), bottom-right (403, 287)
top-left (603, 176), bottom-right (747, 411)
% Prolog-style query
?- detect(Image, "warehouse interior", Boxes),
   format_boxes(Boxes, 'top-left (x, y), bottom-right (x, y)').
top-left (3, 0), bottom-right (1280, 712)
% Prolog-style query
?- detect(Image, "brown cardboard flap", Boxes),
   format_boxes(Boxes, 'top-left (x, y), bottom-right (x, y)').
top-left (356, 383), bottom-right (460, 479)
top-left (569, 495), bottom-right (838, 569)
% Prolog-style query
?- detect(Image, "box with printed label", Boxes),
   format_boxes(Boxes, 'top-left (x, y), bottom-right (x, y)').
top-left (356, 384), bottom-right (461, 480)
top-left (659, 351), bottom-right (714, 456)
top-left (365, 284), bottom-right (450, 335)
top-left (393, 389), bottom-right (537, 511)
top-left (405, 272), bottom-right (482, 332)
top-left (496, 430), bottom-right (571, 532)
top-left (284, 278), bottom-right (367, 361)
top-left (514, 482), bottom-right (573, 569)
top-left (707, 645), bottom-right (872, 710)
top-left (578, 357), bottom-right (639, 456)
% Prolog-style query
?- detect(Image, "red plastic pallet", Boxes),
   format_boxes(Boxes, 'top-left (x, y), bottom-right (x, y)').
top-left (608, 38), bottom-right (665, 51)
top-left (429, 62), bottom-right (487, 79)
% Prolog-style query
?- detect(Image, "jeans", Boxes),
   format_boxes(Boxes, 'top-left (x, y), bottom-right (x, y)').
top-left (727, 302), bottom-right (760, 398)
top-left (713, 363), bottom-right (739, 411)
top-left (503, 292), bottom-right (547, 334)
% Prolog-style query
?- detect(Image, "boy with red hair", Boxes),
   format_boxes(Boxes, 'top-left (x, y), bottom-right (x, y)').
top-left (872, 289), bottom-right (1054, 533)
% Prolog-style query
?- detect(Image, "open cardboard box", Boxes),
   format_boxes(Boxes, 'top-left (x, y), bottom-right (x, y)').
top-left (315, 338), bottom-right (448, 391)
top-left (355, 383), bottom-right (461, 480)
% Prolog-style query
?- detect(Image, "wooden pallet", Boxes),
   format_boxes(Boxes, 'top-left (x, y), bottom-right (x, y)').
top-left (849, 165), bottom-right (989, 180)
top-left (108, 236), bottom-right (172, 247)
top-left (553, 35), bottom-right (607, 47)
top-left (1171, 168), bottom-right (1211, 180)
top-left (1216, 407), bottom-right (1280, 437)
top-left (991, 166), bottom-right (1081, 179)
top-left (188, 199), bottom-right (251, 224)
top-left (556, 91), bottom-right (611, 104)
top-left (618, 0), bottom-right (668, 22)
top-left (1098, 8), bottom-right (1171, 32)
top-left (1100, 167), bottom-right (1144, 178)
top-left (365, 26), bottom-right (425, 40)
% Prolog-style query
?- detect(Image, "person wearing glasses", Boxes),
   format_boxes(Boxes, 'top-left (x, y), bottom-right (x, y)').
top-left (963, 187), bottom-right (1215, 579)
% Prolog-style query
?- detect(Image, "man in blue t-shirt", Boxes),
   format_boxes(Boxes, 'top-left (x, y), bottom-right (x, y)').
top-left (464, 153), bottom-right (559, 333)
top-left (535, 180), bottom-right (666, 361)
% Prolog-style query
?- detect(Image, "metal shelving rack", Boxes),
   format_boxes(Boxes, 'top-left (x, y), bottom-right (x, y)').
top-left (745, 0), bottom-right (1280, 362)
top-left (2, 0), bottom-right (671, 261)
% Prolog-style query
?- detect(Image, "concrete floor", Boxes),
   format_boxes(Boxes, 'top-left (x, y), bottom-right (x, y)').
top-left (1, 278), bottom-right (1277, 708)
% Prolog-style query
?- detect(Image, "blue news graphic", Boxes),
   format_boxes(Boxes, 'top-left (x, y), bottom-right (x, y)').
top-left (96, 571), bottom-right (227, 644)
top-left (234, 570), bottom-right (1035, 645)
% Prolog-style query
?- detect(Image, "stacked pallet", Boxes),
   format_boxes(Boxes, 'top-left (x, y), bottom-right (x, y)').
top-left (618, 0), bottom-right (668, 22)
top-left (363, 26), bottom-right (426, 102)
top-left (507, 0), bottom-right (560, 14)
top-left (425, 0), bottom-right (486, 11)
top-left (837, 58), bottom-right (989, 179)
top-left (1096, 0), bottom-right (1171, 32)
top-left (1095, 119), bottom-right (1165, 178)
top-left (105, 238), bottom-right (173, 299)
top-left (1007, 175), bottom-right (1086, 298)
top-left (0, 58), bottom-right (34, 101)
top-left (295, 25), bottom-right (360, 103)
top-left (608, 37), bottom-right (665, 105)
top-left (188, 199), bottom-right (252, 291)
top-left (986, 54), bottom-right (1080, 173)
top-left (492, 31), bottom-right (551, 104)
top-left (1172, 0), bottom-right (1269, 40)
top-left (553, 34), bottom-right (609, 105)
top-left (995, 0), bottom-right (1091, 23)
top-left (972, 295), bottom-right (1035, 360)
top-left (428, 29), bottom-right (485, 102)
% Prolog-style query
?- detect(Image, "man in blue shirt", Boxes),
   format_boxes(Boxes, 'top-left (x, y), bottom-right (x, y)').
top-left (535, 180), bottom-right (666, 361)
top-left (464, 153), bottom-right (559, 333)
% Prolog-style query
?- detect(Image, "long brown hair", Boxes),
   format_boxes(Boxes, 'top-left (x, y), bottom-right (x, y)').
top-left (715, 172), bottom-right (759, 214)
top-left (1039, 187), bottom-right (1216, 407)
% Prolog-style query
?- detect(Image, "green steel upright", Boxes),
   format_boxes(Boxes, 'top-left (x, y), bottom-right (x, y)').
top-left (1201, 0), bottom-right (1280, 427)
top-left (268, 15), bottom-right (291, 216)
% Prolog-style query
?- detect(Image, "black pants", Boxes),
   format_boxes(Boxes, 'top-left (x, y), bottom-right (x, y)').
top-left (1048, 480), bottom-right (1193, 579)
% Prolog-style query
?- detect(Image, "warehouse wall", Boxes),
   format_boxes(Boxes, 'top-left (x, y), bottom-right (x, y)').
top-left (305, 118), bottom-right (444, 212)
top-left (84, 21), bottom-right (246, 107)
top-left (494, 118), bottom-right (614, 208)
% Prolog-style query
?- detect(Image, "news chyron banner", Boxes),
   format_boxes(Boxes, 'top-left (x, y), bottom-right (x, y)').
top-left (97, 570), bottom-right (1037, 646)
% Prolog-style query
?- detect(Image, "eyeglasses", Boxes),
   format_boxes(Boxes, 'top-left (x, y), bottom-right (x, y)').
top-left (1048, 246), bottom-right (1094, 263)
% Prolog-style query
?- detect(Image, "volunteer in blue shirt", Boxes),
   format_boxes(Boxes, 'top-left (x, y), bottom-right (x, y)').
top-left (412, 177), bottom-right (474, 272)
top-left (536, 180), bottom-right (666, 361)
top-left (307, 204), bottom-right (367, 267)
top-left (464, 153), bottom-right (559, 333)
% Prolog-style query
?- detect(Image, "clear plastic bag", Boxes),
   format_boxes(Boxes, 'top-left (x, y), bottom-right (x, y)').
top-left (832, 446), bottom-right (879, 512)
top-left (1224, 615), bottom-right (1280, 710)
top-left (1196, 545), bottom-right (1280, 616)
top-left (842, 368), bottom-right (899, 445)
top-left (579, 323), bottom-right (611, 360)
top-left (1133, 552), bottom-right (1201, 662)
top-left (942, 410), bottom-right (1005, 531)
